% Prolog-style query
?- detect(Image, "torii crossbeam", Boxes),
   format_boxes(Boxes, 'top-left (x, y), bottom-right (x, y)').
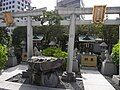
top-left (0, 7), bottom-right (47, 58)
top-left (56, 6), bottom-right (120, 81)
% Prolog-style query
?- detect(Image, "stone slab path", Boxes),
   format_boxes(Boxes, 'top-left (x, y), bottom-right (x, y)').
top-left (81, 69), bottom-right (116, 90)
top-left (0, 65), bottom-right (116, 90)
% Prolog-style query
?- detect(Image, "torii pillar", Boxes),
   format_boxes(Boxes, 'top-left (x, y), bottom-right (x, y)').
top-left (67, 13), bottom-right (76, 73)
top-left (62, 13), bottom-right (76, 82)
top-left (27, 16), bottom-right (33, 58)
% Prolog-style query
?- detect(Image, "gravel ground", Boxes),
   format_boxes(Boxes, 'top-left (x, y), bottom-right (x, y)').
top-left (104, 75), bottom-right (120, 90)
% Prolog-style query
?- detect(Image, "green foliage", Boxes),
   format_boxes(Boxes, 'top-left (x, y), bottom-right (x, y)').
top-left (53, 50), bottom-right (68, 58)
top-left (0, 44), bottom-right (8, 70)
top-left (112, 42), bottom-right (120, 66)
top-left (42, 47), bottom-right (68, 71)
top-left (42, 47), bottom-right (68, 58)
top-left (0, 28), bottom-right (11, 46)
top-left (12, 26), bottom-right (27, 48)
top-left (34, 10), bottom-right (63, 25)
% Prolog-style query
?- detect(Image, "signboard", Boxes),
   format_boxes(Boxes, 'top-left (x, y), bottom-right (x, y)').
top-left (93, 5), bottom-right (106, 23)
top-left (3, 12), bottom-right (14, 26)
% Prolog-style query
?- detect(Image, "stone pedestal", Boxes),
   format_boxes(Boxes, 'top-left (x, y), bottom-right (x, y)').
top-left (112, 75), bottom-right (120, 86)
top-left (101, 60), bottom-right (117, 75)
top-left (7, 56), bottom-right (17, 67)
top-left (72, 60), bottom-right (79, 72)
top-left (61, 71), bottom-right (76, 82)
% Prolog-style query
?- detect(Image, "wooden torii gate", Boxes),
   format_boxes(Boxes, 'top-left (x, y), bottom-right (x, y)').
top-left (0, 7), bottom-right (47, 58)
top-left (56, 6), bottom-right (120, 80)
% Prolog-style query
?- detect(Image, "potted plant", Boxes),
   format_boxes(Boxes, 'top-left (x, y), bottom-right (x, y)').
top-left (0, 44), bottom-right (8, 75)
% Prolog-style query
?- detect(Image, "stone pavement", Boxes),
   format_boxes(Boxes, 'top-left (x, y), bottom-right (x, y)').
top-left (81, 69), bottom-right (116, 90)
top-left (0, 65), bottom-right (116, 90)
top-left (0, 65), bottom-right (69, 90)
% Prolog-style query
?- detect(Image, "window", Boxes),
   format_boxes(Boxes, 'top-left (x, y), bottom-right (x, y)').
top-left (17, 6), bottom-right (20, 9)
top-left (12, 10), bottom-right (14, 12)
top-left (9, 2), bottom-right (11, 4)
top-left (12, 5), bottom-right (14, 8)
top-left (3, 3), bottom-right (5, 6)
top-left (9, 6), bottom-right (11, 9)
top-left (13, 1), bottom-right (15, 3)
top-left (3, 8), bottom-right (5, 10)
top-left (21, 3), bottom-right (24, 6)
top-left (28, 3), bottom-right (30, 6)
top-left (21, 8), bottom-right (24, 11)
top-left (6, 2), bottom-right (8, 5)
top-left (18, 1), bottom-right (20, 4)
top-left (25, 1), bottom-right (27, 4)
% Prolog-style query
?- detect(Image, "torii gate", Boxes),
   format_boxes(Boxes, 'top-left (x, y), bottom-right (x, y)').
top-left (0, 7), bottom-right (47, 58)
top-left (56, 6), bottom-right (120, 80)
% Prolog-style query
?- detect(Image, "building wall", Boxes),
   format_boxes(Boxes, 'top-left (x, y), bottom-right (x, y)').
top-left (0, 0), bottom-right (31, 23)
top-left (57, 0), bottom-right (84, 8)
top-left (57, 0), bottom-right (85, 20)
top-left (0, 0), bottom-right (31, 13)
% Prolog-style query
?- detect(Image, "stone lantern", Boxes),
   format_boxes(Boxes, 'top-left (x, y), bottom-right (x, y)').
top-left (100, 42), bottom-right (108, 61)
top-left (21, 41), bottom-right (26, 53)
top-left (100, 42), bottom-right (108, 52)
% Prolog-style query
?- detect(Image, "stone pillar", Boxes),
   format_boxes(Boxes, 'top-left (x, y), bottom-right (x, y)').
top-left (66, 13), bottom-right (76, 73)
top-left (61, 13), bottom-right (76, 82)
top-left (27, 16), bottom-right (33, 58)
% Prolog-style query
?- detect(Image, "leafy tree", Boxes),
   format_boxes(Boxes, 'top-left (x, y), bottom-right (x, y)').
top-left (33, 10), bottom-right (68, 49)
top-left (34, 10), bottom-right (63, 25)
top-left (12, 26), bottom-right (27, 62)
top-left (102, 25), bottom-right (119, 52)
top-left (76, 24), bottom-right (119, 52)
top-left (12, 26), bottom-right (27, 48)
top-left (0, 27), bottom-right (11, 46)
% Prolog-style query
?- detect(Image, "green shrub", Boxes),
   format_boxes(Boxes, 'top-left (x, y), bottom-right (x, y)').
top-left (42, 47), bottom-right (68, 58)
top-left (112, 42), bottom-right (120, 66)
top-left (42, 47), bottom-right (68, 71)
top-left (0, 44), bottom-right (8, 70)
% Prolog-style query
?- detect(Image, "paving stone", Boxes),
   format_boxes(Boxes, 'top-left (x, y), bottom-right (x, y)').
top-left (0, 65), bottom-right (117, 90)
